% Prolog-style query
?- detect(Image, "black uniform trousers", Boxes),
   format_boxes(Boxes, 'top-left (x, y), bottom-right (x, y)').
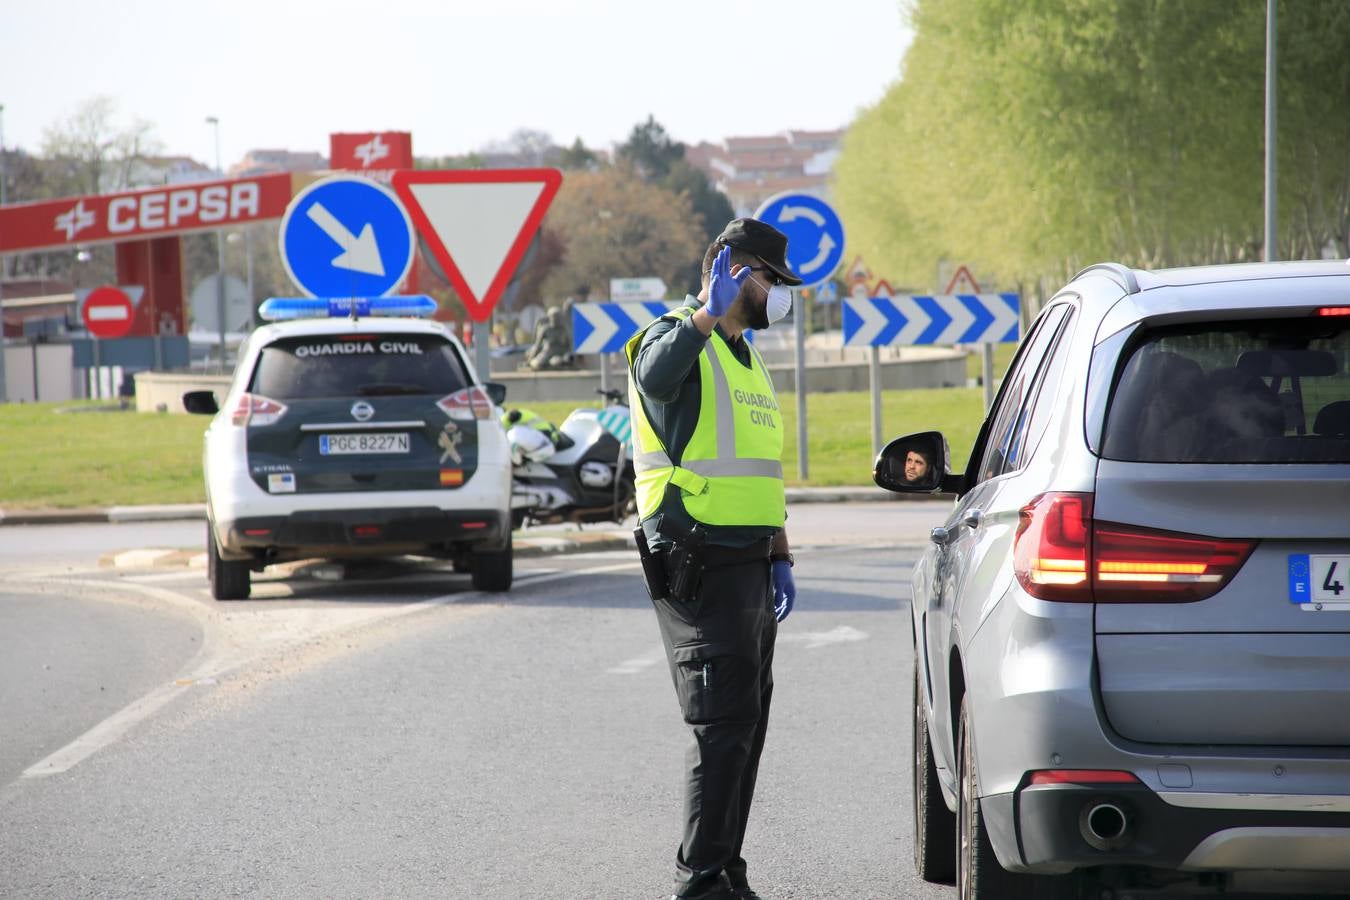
top-left (652, 542), bottom-right (777, 896)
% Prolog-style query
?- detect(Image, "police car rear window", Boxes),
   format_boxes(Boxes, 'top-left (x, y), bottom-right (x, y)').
top-left (1101, 317), bottom-right (1350, 463)
top-left (249, 334), bottom-right (471, 399)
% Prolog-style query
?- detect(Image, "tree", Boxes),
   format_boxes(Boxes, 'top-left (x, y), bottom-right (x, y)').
top-left (558, 137), bottom-right (599, 172)
top-left (615, 116), bottom-right (734, 293)
top-left (661, 160), bottom-right (735, 294)
top-left (833, 0), bottom-right (1350, 295)
top-left (415, 152), bottom-right (484, 170)
top-left (616, 116), bottom-right (685, 181)
top-left (40, 95), bottom-right (161, 197)
top-left (484, 128), bottom-right (558, 166)
top-left (539, 169), bottom-right (704, 301)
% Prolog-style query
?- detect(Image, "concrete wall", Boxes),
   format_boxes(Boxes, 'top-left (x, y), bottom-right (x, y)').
top-left (135, 349), bottom-right (968, 413)
top-left (3, 342), bottom-right (83, 403)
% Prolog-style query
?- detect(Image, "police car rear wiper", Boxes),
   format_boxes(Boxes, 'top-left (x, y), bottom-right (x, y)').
top-left (356, 383), bottom-right (429, 396)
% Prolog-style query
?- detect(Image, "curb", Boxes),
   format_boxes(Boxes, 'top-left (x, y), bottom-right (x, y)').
top-left (2, 488), bottom-right (942, 527)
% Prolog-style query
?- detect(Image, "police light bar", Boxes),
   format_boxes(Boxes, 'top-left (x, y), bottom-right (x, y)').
top-left (258, 296), bottom-right (438, 321)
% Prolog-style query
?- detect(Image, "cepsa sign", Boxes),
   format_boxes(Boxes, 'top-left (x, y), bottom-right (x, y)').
top-left (0, 173), bottom-right (295, 254)
top-left (330, 132), bottom-right (413, 171)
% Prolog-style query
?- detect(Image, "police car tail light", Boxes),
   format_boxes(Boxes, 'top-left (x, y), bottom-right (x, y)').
top-left (1015, 492), bottom-right (1254, 603)
top-left (230, 393), bottom-right (288, 427)
top-left (1092, 522), bottom-right (1253, 603)
top-left (437, 387), bottom-right (493, 421)
top-left (1015, 492), bottom-right (1093, 601)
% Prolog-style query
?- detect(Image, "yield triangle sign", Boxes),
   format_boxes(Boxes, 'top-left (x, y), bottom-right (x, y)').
top-left (391, 168), bottom-right (562, 321)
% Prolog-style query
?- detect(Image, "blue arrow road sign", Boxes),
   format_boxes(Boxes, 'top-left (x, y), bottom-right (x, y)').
top-left (572, 301), bottom-right (756, 354)
top-left (573, 302), bottom-right (682, 354)
top-left (753, 192), bottom-right (845, 289)
top-left (280, 175), bottom-right (415, 298)
top-left (843, 294), bottom-right (1020, 347)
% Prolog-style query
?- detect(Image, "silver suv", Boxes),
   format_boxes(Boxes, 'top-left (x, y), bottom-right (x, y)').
top-left (877, 261), bottom-right (1350, 898)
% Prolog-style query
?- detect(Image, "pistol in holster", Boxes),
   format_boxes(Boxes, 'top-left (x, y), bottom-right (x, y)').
top-left (633, 522), bottom-right (707, 625)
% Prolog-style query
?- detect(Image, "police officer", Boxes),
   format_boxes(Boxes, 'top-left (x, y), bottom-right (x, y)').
top-left (501, 407), bottom-right (563, 445)
top-left (625, 218), bottom-right (801, 900)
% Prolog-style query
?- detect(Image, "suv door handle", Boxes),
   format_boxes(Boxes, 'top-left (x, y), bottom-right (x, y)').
top-left (963, 509), bottom-right (984, 530)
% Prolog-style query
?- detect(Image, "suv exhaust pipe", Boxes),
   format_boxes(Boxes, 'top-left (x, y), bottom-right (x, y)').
top-left (1080, 801), bottom-right (1130, 851)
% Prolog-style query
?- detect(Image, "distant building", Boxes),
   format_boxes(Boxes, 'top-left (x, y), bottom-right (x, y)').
top-left (229, 149), bottom-right (327, 178)
top-left (124, 155), bottom-right (217, 189)
top-left (685, 129), bottom-right (845, 216)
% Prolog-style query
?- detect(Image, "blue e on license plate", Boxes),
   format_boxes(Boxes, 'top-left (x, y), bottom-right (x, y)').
top-left (1288, 554), bottom-right (1350, 608)
top-left (320, 433), bottom-right (410, 455)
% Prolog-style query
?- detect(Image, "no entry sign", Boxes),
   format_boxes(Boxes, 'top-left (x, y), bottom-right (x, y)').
top-left (82, 286), bottom-right (135, 339)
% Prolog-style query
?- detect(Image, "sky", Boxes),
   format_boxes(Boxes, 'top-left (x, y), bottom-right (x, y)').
top-left (1, 0), bottom-right (914, 171)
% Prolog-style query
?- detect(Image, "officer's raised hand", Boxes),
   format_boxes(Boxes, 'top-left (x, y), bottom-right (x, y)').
top-left (706, 245), bottom-right (749, 318)
top-left (772, 560), bottom-right (796, 622)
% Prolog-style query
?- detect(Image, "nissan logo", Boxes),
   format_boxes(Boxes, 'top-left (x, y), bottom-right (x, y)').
top-left (350, 401), bottom-right (375, 422)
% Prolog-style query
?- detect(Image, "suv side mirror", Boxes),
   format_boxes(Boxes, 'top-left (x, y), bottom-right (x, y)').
top-left (874, 431), bottom-right (949, 494)
top-left (183, 390), bottom-right (220, 415)
top-left (482, 382), bottom-right (507, 406)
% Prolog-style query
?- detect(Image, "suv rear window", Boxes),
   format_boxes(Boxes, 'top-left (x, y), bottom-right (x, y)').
top-left (249, 334), bottom-right (471, 399)
top-left (1101, 317), bottom-right (1350, 463)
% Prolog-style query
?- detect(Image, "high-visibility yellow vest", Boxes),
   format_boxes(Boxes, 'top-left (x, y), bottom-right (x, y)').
top-left (624, 306), bottom-right (786, 528)
top-left (502, 408), bottom-right (560, 443)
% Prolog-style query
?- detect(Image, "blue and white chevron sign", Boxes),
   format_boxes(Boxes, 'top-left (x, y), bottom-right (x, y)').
top-left (572, 302), bottom-right (683, 354)
top-left (843, 294), bottom-right (1020, 347)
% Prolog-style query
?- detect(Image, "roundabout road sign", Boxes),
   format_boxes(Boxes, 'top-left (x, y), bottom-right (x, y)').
top-left (279, 175), bottom-right (414, 298)
top-left (754, 192), bottom-right (845, 289)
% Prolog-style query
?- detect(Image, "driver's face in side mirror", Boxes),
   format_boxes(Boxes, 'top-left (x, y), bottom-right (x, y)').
top-left (903, 449), bottom-right (932, 484)
top-left (874, 431), bottom-right (947, 493)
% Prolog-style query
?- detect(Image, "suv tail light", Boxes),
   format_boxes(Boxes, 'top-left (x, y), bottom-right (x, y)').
top-left (230, 393), bottom-right (288, 427)
top-left (1014, 492), bottom-right (1255, 603)
top-left (437, 386), bottom-right (493, 421)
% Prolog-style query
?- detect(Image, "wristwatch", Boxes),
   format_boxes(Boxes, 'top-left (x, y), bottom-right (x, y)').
top-left (770, 552), bottom-right (795, 568)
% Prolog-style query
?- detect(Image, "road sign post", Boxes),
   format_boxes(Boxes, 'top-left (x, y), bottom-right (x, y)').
top-left (872, 310), bottom-right (884, 448)
top-left (754, 193), bottom-right (845, 482)
top-left (793, 291), bottom-right (808, 479)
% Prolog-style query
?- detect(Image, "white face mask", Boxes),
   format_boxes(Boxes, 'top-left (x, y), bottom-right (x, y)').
top-left (765, 283), bottom-right (792, 325)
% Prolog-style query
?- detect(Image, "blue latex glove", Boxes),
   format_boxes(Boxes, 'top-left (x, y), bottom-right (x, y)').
top-left (772, 560), bottom-right (796, 622)
top-left (706, 245), bottom-right (750, 317)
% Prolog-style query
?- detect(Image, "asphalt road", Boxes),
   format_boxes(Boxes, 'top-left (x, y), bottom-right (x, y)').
top-left (4, 505), bottom-right (1346, 898)
top-left (1, 538), bottom-right (934, 899)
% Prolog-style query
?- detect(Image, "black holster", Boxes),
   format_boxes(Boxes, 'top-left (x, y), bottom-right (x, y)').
top-left (634, 522), bottom-right (707, 625)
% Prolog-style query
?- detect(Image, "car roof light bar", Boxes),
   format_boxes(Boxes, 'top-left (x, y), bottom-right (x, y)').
top-left (258, 295), bottom-right (438, 321)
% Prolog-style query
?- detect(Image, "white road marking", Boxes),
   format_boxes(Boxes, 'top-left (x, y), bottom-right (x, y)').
top-left (778, 624), bottom-right (869, 649)
top-left (607, 645), bottom-right (667, 675)
top-left (13, 559), bottom-right (642, 779)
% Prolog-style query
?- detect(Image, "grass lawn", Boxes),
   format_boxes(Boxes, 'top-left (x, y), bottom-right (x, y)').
top-left (0, 388), bottom-right (988, 509)
top-left (1, 402), bottom-right (212, 509)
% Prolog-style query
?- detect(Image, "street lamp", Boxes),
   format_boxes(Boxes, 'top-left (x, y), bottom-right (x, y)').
top-left (206, 116), bottom-right (227, 367)
top-left (0, 101), bottom-right (8, 404)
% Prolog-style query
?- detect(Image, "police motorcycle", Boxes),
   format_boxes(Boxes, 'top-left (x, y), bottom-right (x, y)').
top-left (506, 389), bottom-right (636, 528)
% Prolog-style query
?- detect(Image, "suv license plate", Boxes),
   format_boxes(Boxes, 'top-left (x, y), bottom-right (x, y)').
top-left (320, 433), bottom-right (410, 455)
top-left (1289, 554), bottom-right (1350, 607)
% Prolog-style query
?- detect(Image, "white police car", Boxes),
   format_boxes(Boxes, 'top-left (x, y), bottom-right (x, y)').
top-left (183, 296), bottom-right (513, 599)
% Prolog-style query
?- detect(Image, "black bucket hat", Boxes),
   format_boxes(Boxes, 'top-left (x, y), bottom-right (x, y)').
top-left (715, 218), bottom-right (804, 286)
